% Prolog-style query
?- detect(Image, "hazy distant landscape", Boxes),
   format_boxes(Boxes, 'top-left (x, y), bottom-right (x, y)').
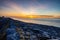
top-left (6, 15), bottom-right (60, 19)
top-left (12, 17), bottom-right (60, 27)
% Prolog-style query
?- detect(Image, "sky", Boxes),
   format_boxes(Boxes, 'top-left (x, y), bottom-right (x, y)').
top-left (0, 0), bottom-right (60, 16)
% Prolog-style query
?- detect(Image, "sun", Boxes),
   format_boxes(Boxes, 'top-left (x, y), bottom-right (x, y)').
top-left (29, 15), bottom-right (33, 18)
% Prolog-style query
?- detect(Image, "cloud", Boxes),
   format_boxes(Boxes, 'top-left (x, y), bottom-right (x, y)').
top-left (39, 5), bottom-right (48, 10)
top-left (5, 2), bottom-right (26, 13)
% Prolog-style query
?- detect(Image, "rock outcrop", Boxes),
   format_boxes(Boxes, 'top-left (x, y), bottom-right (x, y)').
top-left (0, 17), bottom-right (60, 40)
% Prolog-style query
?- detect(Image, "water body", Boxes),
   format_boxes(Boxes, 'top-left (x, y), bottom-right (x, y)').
top-left (12, 18), bottom-right (60, 27)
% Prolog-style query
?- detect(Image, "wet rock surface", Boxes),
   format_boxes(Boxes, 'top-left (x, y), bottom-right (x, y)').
top-left (0, 17), bottom-right (60, 40)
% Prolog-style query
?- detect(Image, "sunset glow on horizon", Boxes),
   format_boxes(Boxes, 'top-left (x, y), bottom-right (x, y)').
top-left (0, 0), bottom-right (60, 18)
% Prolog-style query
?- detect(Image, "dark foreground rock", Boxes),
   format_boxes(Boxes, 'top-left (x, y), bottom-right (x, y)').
top-left (0, 17), bottom-right (60, 40)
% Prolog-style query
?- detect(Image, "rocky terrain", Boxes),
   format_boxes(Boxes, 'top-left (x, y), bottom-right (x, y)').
top-left (0, 17), bottom-right (60, 40)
